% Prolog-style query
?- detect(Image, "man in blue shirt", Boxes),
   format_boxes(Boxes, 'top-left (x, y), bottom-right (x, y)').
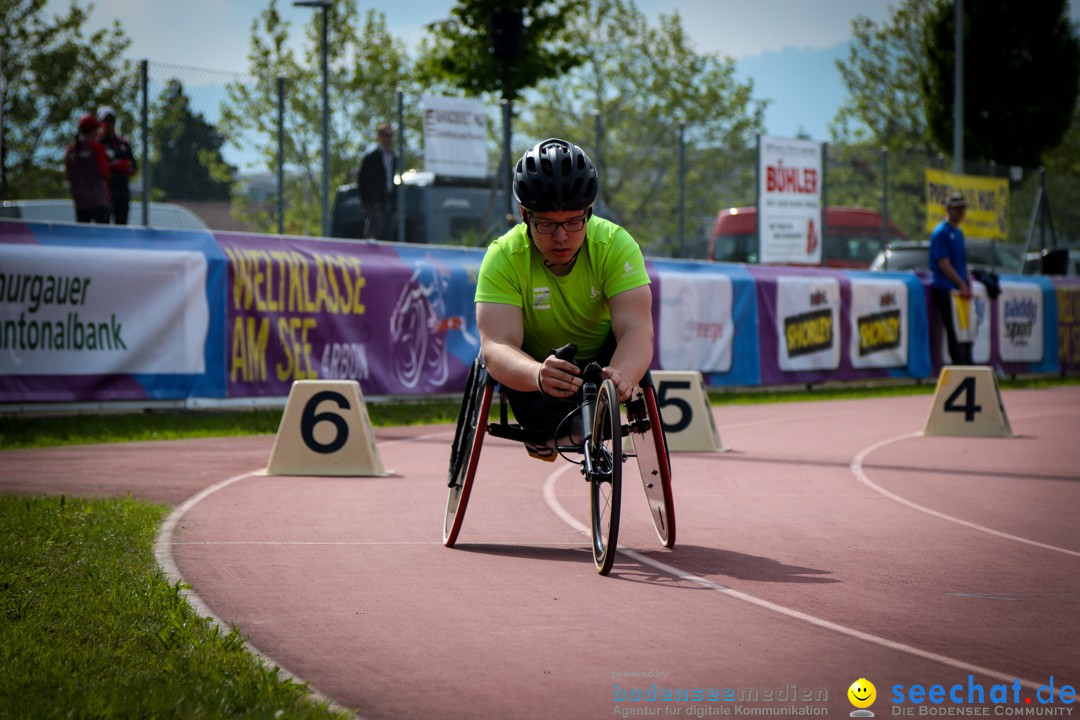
top-left (929, 192), bottom-right (973, 364)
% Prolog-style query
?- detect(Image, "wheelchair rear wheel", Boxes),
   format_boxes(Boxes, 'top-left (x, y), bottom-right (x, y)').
top-left (589, 378), bottom-right (622, 575)
top-left (443, 357), bottom-right (492, 547)
top-left (633, 383), bottom-right (675, 548)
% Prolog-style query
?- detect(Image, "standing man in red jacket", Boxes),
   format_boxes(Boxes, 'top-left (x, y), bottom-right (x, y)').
top-left (64, 114), bottom-right (110, 224)
top-left (96, 106), bottom-right (138, 225)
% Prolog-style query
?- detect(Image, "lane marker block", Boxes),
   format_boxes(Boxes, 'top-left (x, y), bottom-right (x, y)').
top-left (923, 366), bottom-right (1013, 438)
top-left (647, 370), bottom-right (727, 452)
top-left (267, 380), bottom-right (390, 476)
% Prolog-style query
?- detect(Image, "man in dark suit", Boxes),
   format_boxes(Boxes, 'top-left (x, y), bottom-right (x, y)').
top-left (357, 122), bottom-right (397, 241)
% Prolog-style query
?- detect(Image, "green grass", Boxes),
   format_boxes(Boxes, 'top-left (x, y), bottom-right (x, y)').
top-left (0, 494), bottom-right (349, 720)
top-left (1, 378), bottom-right (1077, 450)
top-left (0, 399), bottom-right (461, 450)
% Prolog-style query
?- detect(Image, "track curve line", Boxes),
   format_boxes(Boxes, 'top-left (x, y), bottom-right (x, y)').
top-left (541, 463), bottom-right (1071, 700)
top-left (850, 432), bottom-right (1080, 560)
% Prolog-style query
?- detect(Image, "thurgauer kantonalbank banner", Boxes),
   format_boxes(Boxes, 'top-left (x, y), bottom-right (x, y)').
top-left (924, 168), bottom-right (1009, 239)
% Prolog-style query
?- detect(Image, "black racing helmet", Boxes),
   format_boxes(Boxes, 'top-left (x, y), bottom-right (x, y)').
top-left (513, 138), bottom-right (598, 213)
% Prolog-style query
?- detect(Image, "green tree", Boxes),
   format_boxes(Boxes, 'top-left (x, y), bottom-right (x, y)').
top-left (414, 0), bottom-right (584, 103)
top-left (0, 0), bottom-right (137, 199)
top-left (921, 0), bottom-right (1080, 168)
top-left (830, 0), bottom-right (944, 242)
top-left (219, 0), bottom-right (414, 236)
top-left (832, 0), bottom-right (938, 153)
top-left (520, 0), bottom-right (765, 257)
top-left (150, 79), bottom-right (233, 201)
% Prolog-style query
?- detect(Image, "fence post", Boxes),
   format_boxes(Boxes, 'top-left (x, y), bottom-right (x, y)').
top-left (502, 99), bottom-right (512, 223)
top-left (594, 113), bottom-right (602, 179)
top-left (277, 76), bottom-right (285, 236)
top-left (397, 88), bottom-right (406, 245)
top-left (881, 147), bottom-right (889, 248)
top-left (820, 142), bottom-right (828, 265)
top-left (678, 121), bottom-right (686, 258)
top-left (140, 59), bottom-right (149, 226)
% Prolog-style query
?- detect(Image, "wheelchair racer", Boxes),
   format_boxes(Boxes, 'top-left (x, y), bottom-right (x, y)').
top-left (475, 138), bottom-right (654, 459)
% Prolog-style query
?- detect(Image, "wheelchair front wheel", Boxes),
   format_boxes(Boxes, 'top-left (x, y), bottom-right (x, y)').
top-left (589, 378), bottom-right (622, 575)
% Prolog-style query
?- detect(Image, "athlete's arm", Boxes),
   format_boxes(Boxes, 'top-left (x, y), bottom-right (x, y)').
top-left (604, 284), bottom-right (654, 401)
top-left (936, 257), bottom-right (971, 298)
top-left (476, 301), bottom-right (580, 398)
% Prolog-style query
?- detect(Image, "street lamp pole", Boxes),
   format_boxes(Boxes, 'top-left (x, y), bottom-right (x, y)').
top-left (295, 0), bottom-right (332, 237)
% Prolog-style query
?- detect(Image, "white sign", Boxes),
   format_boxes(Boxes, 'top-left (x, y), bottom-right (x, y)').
top-left (422, 95), bottom-right (487, 178)
top-left (997, 281), bottom-right (1043, 363)
top-left (941, 281), bottom-right (990, 364)
top-left (776, 275), bottom-right (840, 372)
top-left (849, 278), bottom-right (908, 369)
top-left (0, 245), bottom-right (208, 375)
top-left (758, 135), bottom-right (823, 265)
top-left (657, 270), bottom-right (733, 373)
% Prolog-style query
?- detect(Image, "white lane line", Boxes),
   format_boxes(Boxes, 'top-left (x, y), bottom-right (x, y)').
top-left (851, 432), bottom-right (1080, 559)
top-left (541, 465), bottom-right (1068, 699)
top-left (154, 469), bottom-right (360, 719)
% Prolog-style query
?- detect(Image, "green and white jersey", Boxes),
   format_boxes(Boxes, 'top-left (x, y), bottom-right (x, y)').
top-left (475, 215), bottom-right (651, 361)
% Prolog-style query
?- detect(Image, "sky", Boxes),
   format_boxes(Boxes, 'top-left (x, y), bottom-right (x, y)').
top-left (42, 0), bottom-right (1080, 164)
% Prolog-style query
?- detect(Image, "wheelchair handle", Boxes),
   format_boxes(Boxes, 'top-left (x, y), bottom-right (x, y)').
top-left (551, 343), bottom-right (577, 362)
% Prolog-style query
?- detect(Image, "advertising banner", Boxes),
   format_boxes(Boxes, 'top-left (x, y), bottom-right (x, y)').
top-left (776, 275), bottom-right (840, 372)
top-left (422, 95), bottom-right (488, 178)
top-left (0, 244), bottom-right (208, 376)
top-left (657, 270), bottom-right (733, 373)
top-left (758, 135), bottom-right (823, 265)
top-left (0, 222), bottom-right (226, 403)
top-left (849, 277), bottom-right (908, 369)
top-left (219, 234), bottom-right (482, 399)
top-left (997, 280), bottom-right (1044, 363)
top-left (924, 168), bottom-right (1009, 239)
top-left (1055, 279), bottom-right (1080, 372)
top-left (649, 259), bottom-right (760, 386)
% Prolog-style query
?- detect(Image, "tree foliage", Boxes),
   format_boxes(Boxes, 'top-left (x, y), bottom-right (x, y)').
top-left (150, 79), bottom-right (233, 201)
top-left (0, 0), bottom-right (137, 199)
top-left (921, 0), bottom-right (1080, 168)
top-left (519, 0), bottom-right (766, 256)
top-left (832, 0), bottom-right (938, 153)
top-left (414, 0), bottom-right (585, 102)
top-left (218, 0), bottom-right (414, 235)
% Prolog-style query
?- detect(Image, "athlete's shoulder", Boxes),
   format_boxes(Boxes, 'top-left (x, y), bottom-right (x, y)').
top-left (487, 223), bottom-right (531, 256)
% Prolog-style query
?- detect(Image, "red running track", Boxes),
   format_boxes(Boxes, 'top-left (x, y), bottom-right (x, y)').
top-left (2, 387), bottom-right (1078, 719)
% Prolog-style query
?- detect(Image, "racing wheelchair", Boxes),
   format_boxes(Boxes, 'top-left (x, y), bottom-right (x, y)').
top-left (443, 343), bottom-right (676, 575)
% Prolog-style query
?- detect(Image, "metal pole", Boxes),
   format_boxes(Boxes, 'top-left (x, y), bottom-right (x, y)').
top-left (319, 5), bottom-right (330, 237)
top-left (677, 121), bottom-right (686, 258)
top-left (953, 0), bottom-right (963, 173)
top-left (594, 113), bottom-right (602, 177)
top-left (881, 147), bottom-right (889, 257)
top-left (140, 59), bottom-right (149, 226)
top-left (277, 76), bottom-right (285, 235)
top-left (502, 98), bottom-right (512, 222)
top-left (0, 45), bottom-right (6, 198)
top-left (396, 88), bottom-right (406, 244)
top-left (820, 142), bottom-right (828, 266)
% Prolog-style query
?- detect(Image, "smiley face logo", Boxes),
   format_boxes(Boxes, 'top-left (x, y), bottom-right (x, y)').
top-left (848, 678), bottom-right (877, 709)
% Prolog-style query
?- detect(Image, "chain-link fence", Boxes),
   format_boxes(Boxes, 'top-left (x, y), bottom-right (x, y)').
top-left (40, 59), bottom-right (1076, 270)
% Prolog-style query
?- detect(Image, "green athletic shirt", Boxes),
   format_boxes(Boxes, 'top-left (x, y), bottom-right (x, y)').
top-left (475, 214), bottom-right (651, 361)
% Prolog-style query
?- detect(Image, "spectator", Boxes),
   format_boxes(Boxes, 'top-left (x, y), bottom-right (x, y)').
top-left (64, 114), bottom-right (110, 224)
top-left (96, 106), bottom-right (138, 225)
top-left (357, 122), bottom-right (398, 241)
top-left (929, 191), bottom-right (974, 365)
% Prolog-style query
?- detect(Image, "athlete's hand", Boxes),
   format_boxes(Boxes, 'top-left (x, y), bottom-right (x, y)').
top-left (537, 356), bottom-right (580, 398)
top-left (601, 366), bottom-right (633, 402)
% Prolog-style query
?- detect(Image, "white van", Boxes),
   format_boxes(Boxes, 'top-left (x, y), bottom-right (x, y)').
top-left (0, 199), bottom-right (210, 232)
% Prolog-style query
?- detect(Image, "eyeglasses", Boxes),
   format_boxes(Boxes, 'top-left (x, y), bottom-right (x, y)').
top-left (529, 214), bottom-right (588, 234)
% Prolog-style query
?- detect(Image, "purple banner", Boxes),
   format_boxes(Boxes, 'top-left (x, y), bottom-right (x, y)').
top-left (218, 234), bottom-right (479, 398)
top-left (1054, 277), bottom-right (1080, 373)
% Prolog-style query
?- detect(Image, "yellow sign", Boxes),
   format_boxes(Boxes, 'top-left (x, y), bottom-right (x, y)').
top-left (924, 169), bottom-right (1009, 239)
